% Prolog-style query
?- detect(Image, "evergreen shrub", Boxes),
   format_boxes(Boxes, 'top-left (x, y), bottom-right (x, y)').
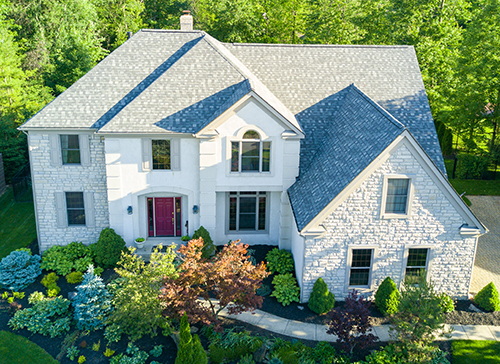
top-left (308, 277), bottom-right (335, 314)
top-left (191, 226), bottom-right (215, 258)
top-left (266, 248), bottom-right (294, 274)
top-left (456, 154), bottom-right (489, 180)
top-left (271, 273), bottom-right (300, 306)
top-left (176, 314), bottom-right (194, 364)
top-left (474, 282), bottom-right (500, 312)
top-left (41, 272), bottom-right (59, 287)
top-left (66, 271), bottom-right (84, 284)
top-left (374, 277), bottom-right (400, 316)
top-left (0, 250), bottom-right (42, 291)
top-left (93, 228), bottom-right (126, 268)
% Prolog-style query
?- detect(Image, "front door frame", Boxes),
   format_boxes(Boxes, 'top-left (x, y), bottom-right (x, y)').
top-left (147, 197), bottom-right (182, 237)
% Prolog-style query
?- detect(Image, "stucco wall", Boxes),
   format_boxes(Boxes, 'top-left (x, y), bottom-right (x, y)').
top-left (29, 132), bottom-right (109, 251)
top-left (301, 142), bottom-right (477, 301)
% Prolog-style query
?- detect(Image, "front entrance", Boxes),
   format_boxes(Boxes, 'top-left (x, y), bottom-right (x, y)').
top-left (147, 197), bottom-right (182, 237)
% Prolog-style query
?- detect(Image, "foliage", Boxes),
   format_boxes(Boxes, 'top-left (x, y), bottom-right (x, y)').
top-left (207, 328), bottom-right (262, 364)
top-left (360, 344), bottom-right (406, 364)
top-left (452, 340), bottom-right (500, 364)
top-left (66, 271), bottom-right (84, 284)
top-left (266, 248), bottom-right (294, 275)
top-left (271, 273), bottom-right (300, 306)
top-left (8, 296), bottom-right (72, 338)
top-left (67, 346), bottom-right (80, 361)
top-left (93, 228), bottom-right (126, 269)
top-left (191, 226), bottom-right (216, 258)
top-left (104, 347), bottom-right (115, 357)
top-left (456, 154), bottom-right (490, 180)
top-left (47, 284), bottom-right (61, 297)
top-left (474, 282), bottom-right (500, 312)
top-left (41, 272), bottom-right (59, 287)
top-left (162, 238), bottom-right (268, 329)
top-left (107, 244), bottom-right (177, 341)
top-left (302, 341), bottom-right (349, 364)
top-left (110, 342), bottom-right (150, 364)
top-left (0, 330), bottom-right (59, 364)
top-left (192, 334), bottom-right (208, 364)
top-left (374, 277), bottom-right (400, 316)
top-left (439, 292), bottom-right (455, 313)
top-left (28, 291), bottom-right (45, 304)
top-left (0, 250), bottom-right (42, 291)
top-left (181, 235), bottom-right (191, 241)
top-left (41, 242), bottom-right (95, 276)
top-left (390, 274), bottom-right (449, 362)
top-left (176, 314), bottom-right (194, 364)
top-left (1, 291), bottom-right (24, 304)
top-left (327, 290), bottom-right (377, 354)
top-left (149, 345), bottom-right (163, 358)
top-left (308, 277), bottom-right (335, 315)
top-left (78, 356), bottom-right (86, 364)
top-left (72, 265), bottom-right (113, 331)
top-left (237, 354), bottom-right (256, 364)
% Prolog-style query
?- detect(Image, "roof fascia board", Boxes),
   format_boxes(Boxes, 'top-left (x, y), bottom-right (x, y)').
top-left (19, 127), bottom-right (99, 132)
top-left (96, 131), bottom-right (188, 138)
top-left (300, 130), bottom-right (487, 234)
top-left (195, 91), bottom-right (304, 138)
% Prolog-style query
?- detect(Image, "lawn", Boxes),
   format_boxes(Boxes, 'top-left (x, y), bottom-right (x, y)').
top-left (0, 187), bottom-right (37, 258)
top-left (0, 331), bottom-right (58, 364)
top-left (444, 159), bottom-right (500, 196)
top-left (452, 340), bottom-right (500, 364)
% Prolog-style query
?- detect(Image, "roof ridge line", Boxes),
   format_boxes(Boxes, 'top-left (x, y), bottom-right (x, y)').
top-left (226, 42), bottom-right (412, 49)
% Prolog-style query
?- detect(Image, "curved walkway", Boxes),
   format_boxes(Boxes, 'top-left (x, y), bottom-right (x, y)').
top-left (219, 308), bottom-right (500, 342)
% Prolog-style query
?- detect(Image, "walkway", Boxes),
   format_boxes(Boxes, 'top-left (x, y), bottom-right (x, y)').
top-left (219, 308), bottom-right (500, 342)
top-left (469, 196), bottom-right (500, 294)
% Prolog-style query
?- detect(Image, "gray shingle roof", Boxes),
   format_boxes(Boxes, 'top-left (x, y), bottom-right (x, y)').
top-left (288, 85), bottom-right (406, 231)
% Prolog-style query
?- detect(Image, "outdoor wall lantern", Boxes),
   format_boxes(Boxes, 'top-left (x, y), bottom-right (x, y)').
top-left (127, 206), bottom-right (133, 215)
top-left (193, 205), bottom-right (199, 214)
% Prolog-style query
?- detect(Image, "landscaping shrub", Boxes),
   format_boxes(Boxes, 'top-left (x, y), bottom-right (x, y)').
top-left (28, 291), bottom-right (45, 304)
top-left (41, 242), bottom-right (94, 275)
top-left (327, 290), bottom-right (377, 354)
top-left (439, 292), bottom-right (455, 313)
top-left (308, 277), bottom-right (335, 314)
top-left (8, 296), bottom-right (72, 337)
top-left (302, 341), bottom-right (348, 364)
top-left (41, 272), bottom-right (59, 287)
top-left (266, 248), bottom-right (294, 275)
top-left (176, 314), bottom-right (194, 364)
top-left (93, 228), bottom-right (126, 268)
top-left (271, 273), bottom-right (300, 306)
top-left (72, 265), bottom-right (113, 331)
top-left (0, 250), bottom-right (42, 290)
top-left (208, 328), bottom-right (262, 364)
top-left (456, 154), bottom-right (489, 180)
top-left (66, 271), bottom-right (84, 284)
top-left (474, 282), bottom-right (500, 312)
top-left (374, 277), bottom-right (400, 316)
top-left (191, 226), bottom-right (215, 258)
top-left (47, 284), bottom-right (61, 297)
top-left (107, 245), bottom-right (177, 341)
top-left (192, 334), bottom-right (208, 364)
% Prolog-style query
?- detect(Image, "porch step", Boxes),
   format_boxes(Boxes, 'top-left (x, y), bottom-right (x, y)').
top-left (132, 237), bottom-right (184, 261)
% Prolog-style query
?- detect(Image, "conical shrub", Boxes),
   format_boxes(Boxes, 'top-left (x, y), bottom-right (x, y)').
top-left (475, 282), bottom-right (500, 312)
top-left (175, 314), bottom-right (193, 364)
top-left (192, 334), bottom-right (207, 364)
top-left (374, 277), bottom-right (400, 316)
top-left (308, 277), bottom-right (335, 314)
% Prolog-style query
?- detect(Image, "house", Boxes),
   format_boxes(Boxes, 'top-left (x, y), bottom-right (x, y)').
top-left (20, 17), bottom-right (486, 302)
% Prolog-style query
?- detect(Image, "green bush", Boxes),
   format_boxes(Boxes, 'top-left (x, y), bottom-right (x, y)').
top-left (93, 228), bottom-right (126, 269)
top-left (439, 292), bottom-right (455, 313)
top-left (474, 282), bottom-right (500, 312)
top-left (192, 226), bottom-right (215, 259)
top-left (192, 334), bottom-right (207, 364)
top-left (374, 277), bottom-right (400, 316)
top-left (456, 154), bottom-right (490, 180)
top-left (207, 328), bottom-right (262, 364)
top-left (176, 314), bottom-right (193, 364)
top-left (41, 242), bottom-right (94, 275)
top-left (47, 283), bottom-right (61, 297)
top-left (41, 272), bottom-right (59, 288)
top-left (266, 248), bottom-right (294, 275)
top-left (308, 277), bottom-right (335, 314)
top-left (271, 273), bottom-right (300, 306)
top-left (66, 271), bottom-right (84, 284)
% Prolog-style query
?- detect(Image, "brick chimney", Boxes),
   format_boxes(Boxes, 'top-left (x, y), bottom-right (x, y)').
top-left (180, 10), bottom-right (193, 31)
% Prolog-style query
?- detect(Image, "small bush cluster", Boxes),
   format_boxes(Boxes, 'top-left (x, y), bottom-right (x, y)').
top-left (176, 314), bottom-right (207, 364)
top-left (191, 226), bottom-right (216, 258)
top-left (41, 272), bottom-right (61, 297)
top-left (266, 248), bottom-right (294, 275)
top-left (93, 228), bottom-right (126, 269)
top-left (271, 273), bottom-right (300, 306)
top-left (66, 271), bottom-right (84, 284)
top-left (0, 250), bottom-right (42, 291)
top-left (375, 277), bottom-right (400, 316)
top-left (9, 296), bottom-right (72, 337)
top-left (308, 277), bottom-right (335, 314)
top-left (110, 342), bottom-right (150, 364)
top-left (41, 242), bottom-right (94, 276)
top-left (206, 328), bottom-right (262, 364)
top-left (439, 292), bottom-right (455, 313)
top-left (474, 282), bottom-right (500, 312)
top-left (456, 154), bottom-right (490, 180)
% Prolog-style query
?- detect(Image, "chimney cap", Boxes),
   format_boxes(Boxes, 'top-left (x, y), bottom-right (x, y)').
top-left (180, 10), bottom-right (193, 31)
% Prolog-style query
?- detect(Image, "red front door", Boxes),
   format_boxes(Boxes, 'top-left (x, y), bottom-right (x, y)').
top-left (154, 198), bottom-right (174, 236)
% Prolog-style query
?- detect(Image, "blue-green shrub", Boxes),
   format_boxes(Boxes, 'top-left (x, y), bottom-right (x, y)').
top-left (0, 250), bottom-right (42, 290)
top-left (8, 296), bottom-right (72, 337)
top-left (72, 265), bottom-right (113, 330)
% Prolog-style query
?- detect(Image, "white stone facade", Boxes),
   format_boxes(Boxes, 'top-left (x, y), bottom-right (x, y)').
top-left (300, 142), bottom-right (478, 301)
top-left (28, 132), bottom-right (109, 251)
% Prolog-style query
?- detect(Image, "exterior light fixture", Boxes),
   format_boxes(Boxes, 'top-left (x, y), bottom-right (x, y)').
top-left (127, 206), bottom-right (133, 215)
top-left (193, 205), bottom-right (199, 214)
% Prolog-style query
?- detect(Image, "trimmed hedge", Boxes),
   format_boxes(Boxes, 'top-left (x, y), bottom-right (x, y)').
top-left (474, 282), bottom-right (500, 312)
top-left (308, 277), bottom-right (335, 315)
top-left (374, 277), bottom-right (400, 316)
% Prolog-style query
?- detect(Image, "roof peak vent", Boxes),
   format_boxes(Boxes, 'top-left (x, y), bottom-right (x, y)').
top-left (180, 10), bottom-right (193, 31)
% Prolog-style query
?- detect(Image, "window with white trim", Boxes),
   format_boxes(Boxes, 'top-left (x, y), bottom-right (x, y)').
top-left (231, 130), bottom-right (270, 173)
top-left (405, 248), bottom-right (429, 283)
top-left (349, 249), bottom-right (373, 287)
top-left (228, 191), bottom-right (267, 232)
top-left (381, 175), bottom-right (413, 218)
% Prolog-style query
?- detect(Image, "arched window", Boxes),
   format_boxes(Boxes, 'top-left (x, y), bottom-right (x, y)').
top-left (231, 130), bottom-right (270, 172)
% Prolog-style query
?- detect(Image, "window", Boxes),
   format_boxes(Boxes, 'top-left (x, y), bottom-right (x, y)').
top-left (381, 176), bottom-right (413, 218)
top-left (152, 140), bottom-right (171, 169)
top-left (349, 249), bottom-right (373, 286)
top-left (60, 135), bottom-right (80, 164)
top-left (66, 192), bottom-right (85, 226)
top-left (405, 248), bottom-right (429, 283)
top-left (231, 130), bottom-right (270, 173)
top-left (228, 191), bottom-right (267, 231)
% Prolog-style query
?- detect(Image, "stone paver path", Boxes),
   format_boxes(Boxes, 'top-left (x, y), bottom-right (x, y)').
top-left (220, 308), bottom-right (500, 342)
top-left (468, 196), bottom-right (500, 294)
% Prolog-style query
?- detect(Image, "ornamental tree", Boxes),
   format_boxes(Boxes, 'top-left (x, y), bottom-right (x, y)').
top-left (161, 238), bottom-right (269, 329)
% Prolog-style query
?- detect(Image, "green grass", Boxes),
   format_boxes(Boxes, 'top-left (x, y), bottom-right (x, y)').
top-left (444, 158), bottom-right (500, 196)
top-left (0, 187), bottom-right (36, 258)
top-left (452, 340), bottom-right (500, 364)
top-left (0, 331), bottom-right (58, 364)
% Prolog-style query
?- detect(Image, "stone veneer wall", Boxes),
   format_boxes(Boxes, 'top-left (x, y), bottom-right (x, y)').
top-left (29, 132), bottom-right (109, 251)
top-left (0, 153), bottom-right (5, 196)
top-left (301, 143), bottom-right (477, 301)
